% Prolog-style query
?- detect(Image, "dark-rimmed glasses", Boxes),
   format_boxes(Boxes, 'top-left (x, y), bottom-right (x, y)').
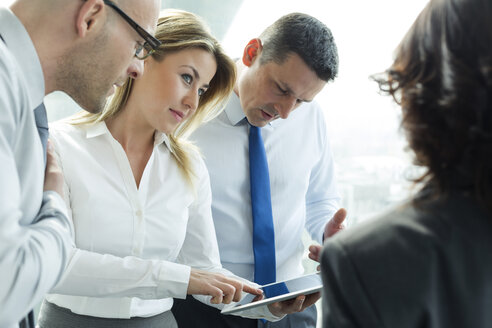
top-left (103, 0), bottom-right (161, 60)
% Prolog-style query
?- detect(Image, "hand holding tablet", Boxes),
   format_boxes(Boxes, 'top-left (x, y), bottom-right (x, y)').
top-left (221, 272), bottom-right (322, 315)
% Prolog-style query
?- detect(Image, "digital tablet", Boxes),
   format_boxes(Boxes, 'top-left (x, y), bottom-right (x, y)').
top-left (221, 272), bottom-right (322, 315)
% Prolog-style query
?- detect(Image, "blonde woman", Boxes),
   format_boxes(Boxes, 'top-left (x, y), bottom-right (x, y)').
top-left (37, 10), bottom-right (279, 328)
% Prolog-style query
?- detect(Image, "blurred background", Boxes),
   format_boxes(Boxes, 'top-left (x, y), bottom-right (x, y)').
top-left (1, 0), bottom-right (430, 326)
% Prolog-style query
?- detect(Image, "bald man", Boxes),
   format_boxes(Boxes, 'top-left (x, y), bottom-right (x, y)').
top-left (0, 0), bottom-right (160, 327)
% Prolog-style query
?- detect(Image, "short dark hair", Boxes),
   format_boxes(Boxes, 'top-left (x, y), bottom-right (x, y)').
top-left (376, 0), bottom-right (492, 213)
top-left (258, 13), bottom-right (338, 82)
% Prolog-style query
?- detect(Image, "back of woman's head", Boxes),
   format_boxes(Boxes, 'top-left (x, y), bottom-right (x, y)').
top-left (378, 0), bottom-right (492, 211)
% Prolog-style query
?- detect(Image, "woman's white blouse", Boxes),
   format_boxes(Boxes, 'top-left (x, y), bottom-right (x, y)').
top-left (45, 120), bottom-right (228, 318)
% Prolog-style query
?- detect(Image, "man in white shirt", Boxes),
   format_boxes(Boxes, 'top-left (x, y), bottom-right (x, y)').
top-left (0, 0), bottom-right (160, 327)
top-left (172, 12), bottom-right (346, 328)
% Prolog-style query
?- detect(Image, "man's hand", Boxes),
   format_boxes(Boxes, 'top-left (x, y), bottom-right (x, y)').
top-left (267, 292), bottom-right (321, 317)
top-left (324, 208), bottom-right (347, 238)
top-left (187, 268), bottom-right (262, 304)
top-left (43, 140), bottom-right (64, 197)
top-left (308, 208), bottom-right (347, 265)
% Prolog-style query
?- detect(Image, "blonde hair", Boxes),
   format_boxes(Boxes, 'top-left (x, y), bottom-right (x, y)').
top-left (71, 9), bottom-right (236, 186)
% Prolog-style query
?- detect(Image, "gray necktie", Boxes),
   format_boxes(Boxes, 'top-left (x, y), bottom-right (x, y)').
top-left (18, 312), bottom-right (34, 328)
top-left (34, 103), bottom-right (48, 164)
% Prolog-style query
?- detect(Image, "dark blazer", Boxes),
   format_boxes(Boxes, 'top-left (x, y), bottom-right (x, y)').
top-left (321, 191), bottom-right (492, 328)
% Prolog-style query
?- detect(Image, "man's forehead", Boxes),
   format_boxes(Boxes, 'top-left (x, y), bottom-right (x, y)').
top-left (271, 55), bottom-right (326, 101)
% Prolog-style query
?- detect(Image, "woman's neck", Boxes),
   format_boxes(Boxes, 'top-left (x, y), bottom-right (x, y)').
top-left (105, 104), bottom-right (155, 189)
top-left (105, 104), bottom-right (154, 153)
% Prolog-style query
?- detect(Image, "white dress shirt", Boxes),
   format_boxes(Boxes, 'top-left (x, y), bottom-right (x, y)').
top-left (46, 120), bottom-right (279, 321)
top-left (192, 93), bottom-right (340, 282)
top-left (0, 7), bottom-right (72, 328)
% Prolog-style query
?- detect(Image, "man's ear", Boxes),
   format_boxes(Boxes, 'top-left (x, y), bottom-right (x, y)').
top-left (242, 38), bottom-right (263, 67)
top-left (75, 0), bottom-right (105, 38)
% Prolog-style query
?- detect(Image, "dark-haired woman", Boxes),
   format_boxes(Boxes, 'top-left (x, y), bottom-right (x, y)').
top-left (321, 0), bottom-right (492, 326)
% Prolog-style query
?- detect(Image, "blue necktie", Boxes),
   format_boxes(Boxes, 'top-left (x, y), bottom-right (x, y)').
top-left (249, 125), bottom-right (276, 285)
top-left (34, 103), bottom-right (48, 164)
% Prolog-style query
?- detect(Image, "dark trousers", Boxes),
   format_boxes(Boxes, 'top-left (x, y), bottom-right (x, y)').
top-left (171, 295), bottom-right (317, 328)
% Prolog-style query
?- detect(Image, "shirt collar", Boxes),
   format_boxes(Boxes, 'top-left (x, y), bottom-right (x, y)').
top-left (86, 121), bottom-right (172, 151)
top-left (154, 130), bottom-right (173, 151)
top-left (0, 7), bottom-right (45, 108)
top-left (224, 92), bottom-right (247, 126)
top-left (85, 121), bottom-right (109, 139)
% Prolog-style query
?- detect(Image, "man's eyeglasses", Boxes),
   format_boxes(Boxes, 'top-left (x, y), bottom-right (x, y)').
top-left (103, 0), bottom-right (161, 60)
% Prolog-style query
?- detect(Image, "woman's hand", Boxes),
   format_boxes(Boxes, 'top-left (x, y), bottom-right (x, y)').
top-left (187, 268), bottom-right (262, 304)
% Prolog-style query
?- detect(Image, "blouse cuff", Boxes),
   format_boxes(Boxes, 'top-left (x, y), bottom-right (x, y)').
top-left (157, 262), bottom-right (191, 299)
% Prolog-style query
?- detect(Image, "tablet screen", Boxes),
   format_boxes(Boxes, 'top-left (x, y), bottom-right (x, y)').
top-left (221, 272), bottom-right (322, 314)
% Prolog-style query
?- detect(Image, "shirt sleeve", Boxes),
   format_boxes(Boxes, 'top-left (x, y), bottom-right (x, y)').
top-left (50, 248), bottom-right (192, 300)
top-left (0, 52), bottom-right (73, 327)
top-left (175, 154), bottom-right (224, 271)
top-left (177, 155), bottom-right (283, 322)
top-left (305, 104), bottom-right (341, 243)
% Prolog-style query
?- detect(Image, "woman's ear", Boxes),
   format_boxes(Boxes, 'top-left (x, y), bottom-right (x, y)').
top-left (242, 38), bottom-right (263, 67)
